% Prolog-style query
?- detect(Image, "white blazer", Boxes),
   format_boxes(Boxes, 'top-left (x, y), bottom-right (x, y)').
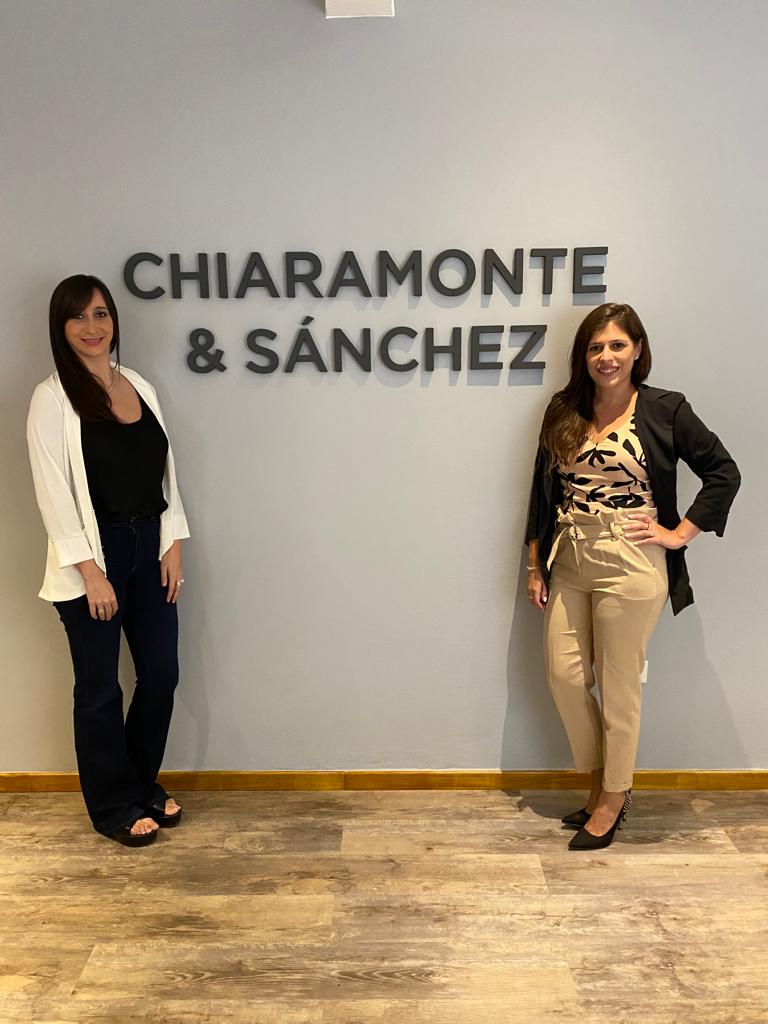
top-left (26, 365), bottom-right (190, 602)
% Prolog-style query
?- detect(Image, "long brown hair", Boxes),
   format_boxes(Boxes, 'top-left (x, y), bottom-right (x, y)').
top-left (49, 275), bottom-right (121, 421)
top-left (540, 303), bottom-right (652, 469)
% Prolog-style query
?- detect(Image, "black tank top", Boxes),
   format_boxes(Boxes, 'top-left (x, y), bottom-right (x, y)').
top-left (81, 394), bottom-right (169, 522)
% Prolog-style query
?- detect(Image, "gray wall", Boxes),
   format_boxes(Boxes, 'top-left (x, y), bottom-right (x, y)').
top-left (1, 0), bottom-right (765, 771)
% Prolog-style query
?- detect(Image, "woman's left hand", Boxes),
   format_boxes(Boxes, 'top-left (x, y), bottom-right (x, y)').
top-left (624, 513), bottom-right (685, 550)
top-left (160, 540), bottom-right (184, 603)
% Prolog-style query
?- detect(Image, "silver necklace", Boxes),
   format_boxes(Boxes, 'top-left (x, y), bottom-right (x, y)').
top-left (106, 367), bottom-right (118, 393)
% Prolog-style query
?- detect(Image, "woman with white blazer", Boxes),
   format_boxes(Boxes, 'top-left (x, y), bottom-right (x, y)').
top-left (27, 275), bottom-right (190, 846)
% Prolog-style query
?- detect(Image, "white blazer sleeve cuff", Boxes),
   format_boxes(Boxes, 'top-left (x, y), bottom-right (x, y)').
top-left (53, 532), bottom-right (95, 569)
top-left (173, 512), bottom-right (190, 540)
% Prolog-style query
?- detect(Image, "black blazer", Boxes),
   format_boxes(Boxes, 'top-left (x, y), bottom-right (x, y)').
top-left (525, 384), bottom-right (741, 615)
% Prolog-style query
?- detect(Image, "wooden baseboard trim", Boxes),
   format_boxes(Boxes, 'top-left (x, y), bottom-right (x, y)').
top-left (0, 770), bottom-right (766, 793)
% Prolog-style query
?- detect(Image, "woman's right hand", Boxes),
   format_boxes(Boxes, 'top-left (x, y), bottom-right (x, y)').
top-left (76, 560), bottom-right (118, 621)
top-left (527, 568), bottom-right (548, 611)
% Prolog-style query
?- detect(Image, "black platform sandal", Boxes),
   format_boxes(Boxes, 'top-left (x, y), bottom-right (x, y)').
top-left (107, 819), bottom-right (159, 847)
top-left (146, 798), bottom-right (183, 828)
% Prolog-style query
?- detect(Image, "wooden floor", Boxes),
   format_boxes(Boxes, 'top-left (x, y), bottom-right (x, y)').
top-left (0, 790), bottom-right (766, 1024)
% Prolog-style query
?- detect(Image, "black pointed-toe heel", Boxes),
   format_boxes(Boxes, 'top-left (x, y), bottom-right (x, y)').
top-left (568, 790), bottom-right (632, 851)
top-left (146, 798), bottom-right (183, 828)
top-left (561, 807), bottom-right (590, 828)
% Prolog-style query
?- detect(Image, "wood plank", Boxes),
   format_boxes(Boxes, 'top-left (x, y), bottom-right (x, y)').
top-left (539, 853), bottom-right (768, 895)
top-left (571, 949), bottom-right (768, 1002)
top-left (689, 791), bottom-right (768, 817)
top-left (168, 789), bottom-right (529, 828)
top-left (0, 940), bottom-right (94, 998)
top-left (72, 942), bottom-right (577, 1001)
top-left (0, 894), bottom-right (334, 942)
top-left (690, 792), bottom-right (768, 852)
top-left (329, 891), bottom-right (768, 955)
top-left (339, 818), bottom-right (739, 856)
top-left (0, 848), bottom-right (133, 896)
top-left (323, 999), bottom-right (768, 1024)
top-left (127, 851), bottom-right (548, 897)
top-left (0, 793), bottom-right (87, 820)
top-left (0, 995), bottom-right (323, 1022)
top-left (720, 824), bottom-right (768, 853)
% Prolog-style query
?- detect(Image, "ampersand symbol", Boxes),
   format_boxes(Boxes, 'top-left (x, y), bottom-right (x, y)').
top-left (187, 329), bottom-right (227, 373)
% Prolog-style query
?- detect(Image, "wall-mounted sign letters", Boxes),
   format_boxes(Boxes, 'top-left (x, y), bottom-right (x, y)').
top-left (122, 246), bottom-right (607, 377)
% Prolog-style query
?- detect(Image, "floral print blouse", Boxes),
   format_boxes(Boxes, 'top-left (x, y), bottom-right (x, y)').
top-left (558, 413), bottom-right (657, 516)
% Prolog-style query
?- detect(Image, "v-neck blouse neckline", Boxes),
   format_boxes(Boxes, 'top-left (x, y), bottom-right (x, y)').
top-left (588, 392), bottom-right (639, 445)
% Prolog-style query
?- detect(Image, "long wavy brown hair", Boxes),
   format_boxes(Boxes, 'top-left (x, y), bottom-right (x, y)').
top-left (539, 303), bottom-right (652, 469)
top-left (49, 275), bottom-right (121, 421)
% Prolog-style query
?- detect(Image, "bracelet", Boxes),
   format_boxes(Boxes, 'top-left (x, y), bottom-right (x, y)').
top-left (526, 565), bottom-right (539, 572)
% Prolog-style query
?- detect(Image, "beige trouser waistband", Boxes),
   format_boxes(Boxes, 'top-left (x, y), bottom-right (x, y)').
top-left (546, 505), bottom-right (659, 572)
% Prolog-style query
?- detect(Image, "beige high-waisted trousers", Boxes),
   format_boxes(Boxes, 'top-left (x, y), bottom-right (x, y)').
top-left (543, 506), bottom-right (668, 792)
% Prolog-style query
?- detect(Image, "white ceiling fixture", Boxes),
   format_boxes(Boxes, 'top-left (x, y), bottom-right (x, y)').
top-left (325, 0), bottom-right (395, 17)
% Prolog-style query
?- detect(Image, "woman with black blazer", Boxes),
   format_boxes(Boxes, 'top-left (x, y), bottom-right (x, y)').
top-left (525, 303), bottom-right (740, 850)
top-left (27, 275), bottom-right (190, 846)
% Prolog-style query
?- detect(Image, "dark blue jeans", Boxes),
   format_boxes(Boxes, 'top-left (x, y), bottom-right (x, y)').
top-left (54, 517), bottom-right (178, 835)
